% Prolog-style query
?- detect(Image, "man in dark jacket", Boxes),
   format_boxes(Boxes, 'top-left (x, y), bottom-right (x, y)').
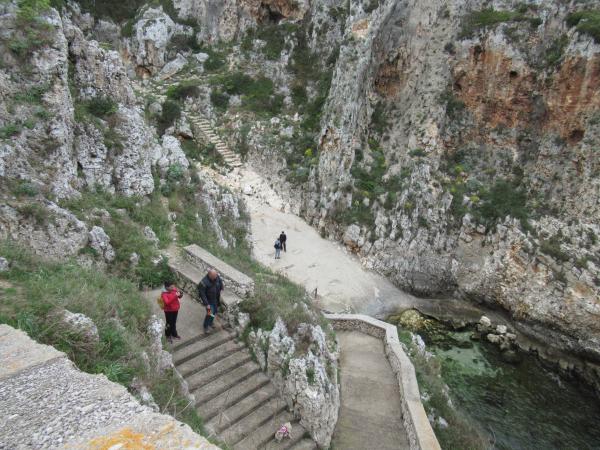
top-left (279, 231), bottom-right (287, 252)
top-left (198, 269), bottom-right (224, 334)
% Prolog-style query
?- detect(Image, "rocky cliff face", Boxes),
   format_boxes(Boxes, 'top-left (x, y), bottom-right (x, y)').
top-left (194, 0), bottom-right (600, 383)
top-left (290, 0), bottom-right (600, 381)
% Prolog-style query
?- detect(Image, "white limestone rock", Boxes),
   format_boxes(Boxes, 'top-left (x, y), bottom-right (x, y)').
top-left (130, 7), bottom-right (176, 74)
top-left (158, 53), bottom-right (188, 80)
top-left (61, 310), bottom-right (100, 345)
top-left (88, 226), bottom-right (115, 263)
top-left (0, 257), bottom-right (9, 272)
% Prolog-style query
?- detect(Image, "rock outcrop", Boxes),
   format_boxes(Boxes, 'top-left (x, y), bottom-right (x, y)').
top-left (247, 317), bottom-right (339, 448)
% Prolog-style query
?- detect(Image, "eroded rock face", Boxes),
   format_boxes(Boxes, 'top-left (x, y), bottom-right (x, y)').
top-left (0, 202), bottom-right (89, 259)
top-left (88, 226), bottom-right (116, 262)
top-left (60, 310), bottom-right (100, 346)
top-left (248, 317), bottom-right (339, 448)
top-left (129, 7), bottom-right (177, 75)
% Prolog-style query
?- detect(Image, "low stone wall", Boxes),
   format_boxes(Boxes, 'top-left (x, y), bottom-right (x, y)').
top-left (183, 244), bottom-right (254, 298)
top-left (324, 314), bottom-right (441, 450)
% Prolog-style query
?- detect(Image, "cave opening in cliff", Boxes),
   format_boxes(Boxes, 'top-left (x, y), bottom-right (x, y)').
top-left (259, 3), bottom-right (286, 24)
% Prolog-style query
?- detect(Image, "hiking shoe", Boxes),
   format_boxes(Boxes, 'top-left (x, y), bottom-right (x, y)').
top-left (174, 335), bottom-right (181, 340)
top-left (167, 336), bottom-right (173, 344)
top-left (203, 328), bottom-right (211, 335)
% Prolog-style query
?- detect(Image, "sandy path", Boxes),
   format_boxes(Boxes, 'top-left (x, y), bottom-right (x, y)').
top-left (202, 166), bottom-right (483, 321)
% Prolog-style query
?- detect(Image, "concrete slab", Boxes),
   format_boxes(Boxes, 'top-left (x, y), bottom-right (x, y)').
top-left (0, 324), bottom-right (64, 381)
top-left (0, 325), bottom-right (220, 450)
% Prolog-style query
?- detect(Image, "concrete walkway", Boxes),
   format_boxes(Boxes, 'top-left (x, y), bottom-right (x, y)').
top-left (332, 331), bottom-right (410, 450)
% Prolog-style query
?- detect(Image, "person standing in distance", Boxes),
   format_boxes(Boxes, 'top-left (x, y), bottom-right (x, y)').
top-left (162, 280), bottom-right (183, 343)
top-left (198, 269), bottom-right (224, 334)
top-left (279, 231), bottom-right (287, 252)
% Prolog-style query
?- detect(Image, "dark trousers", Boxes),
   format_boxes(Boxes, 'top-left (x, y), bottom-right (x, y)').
top-left (165, 311), bottom-right (178, 337)
top-left (203, 302), bottom-right (218, 330)
top-left (281, 241), bottom-right (286, 252)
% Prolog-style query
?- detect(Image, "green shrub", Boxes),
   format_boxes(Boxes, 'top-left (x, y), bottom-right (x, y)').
top-left (566, 10), bottom-right (600, 43)
top-left (8, 0), bottom-right (54, 58)
top-left (157, 100), bottom-right (181, 135)
top-left (542, 34), bottom-right (568, 69)
top-left (166, 80), bottom-right (200, 101)
top-left (14, 83), bottom-right (49, 104)
top-left (459, 8), bottom-right (539, 38)
top-left (12, 181), bottom-right (38, 197)
top-left (364, 0), bottom-right (380, 14)
top-left (440, 89), bottom-right (465, 120)
top-left (540, 235), bottom-right (570, 262)
top-left (306, 367), bottom-right (316, 384)
top-left (409, 148), bottom-right (427, 158)
top-left (203, 49), bottom-right (226, 72)
top-left (0, 124), bottom-right (21, 139)
top-left (210, 90), bottom-right (229, 110)
top-left (17, 202), bottom-right (50, 225)
top-left (85, 96), bottom-right (118, 118)
top-left (75, 0), bottom-right (145, 22)
top-left (475, 179), bottom-right (529, 229)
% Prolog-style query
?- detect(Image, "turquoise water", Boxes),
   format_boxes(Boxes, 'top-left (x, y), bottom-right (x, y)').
top-left (422, 328), bottom-right (600, 450)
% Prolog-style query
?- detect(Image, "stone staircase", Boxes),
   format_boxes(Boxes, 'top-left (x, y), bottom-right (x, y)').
top-left (187, 113), bottom-right (242, 168)
top-left (171, 330), bottom-right (315, 449)
top-left (167, 247), bottom-right (316, 450)
top-left (133, 72), bottom-right (243, 169)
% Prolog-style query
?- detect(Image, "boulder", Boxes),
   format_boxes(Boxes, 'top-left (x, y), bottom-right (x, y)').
top-left (158, 54), bottom-right (188, 80)
top-left (130, 7), bottom-right (176, 74)
top-left (143, 226), bottom-right (160, 246)
top-left (88, 226), bottom-right (116, 263)
top-left (0, 257), bottom-right (8, 272)
top-left (60, 310), bottom-right (99, 345)
top-left (342, 224), bottom-right (363, 252)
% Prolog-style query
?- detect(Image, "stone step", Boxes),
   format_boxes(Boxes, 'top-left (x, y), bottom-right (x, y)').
top-left (263, 422), bottom-right (312, 450)
top-left (193, 361), bottom-right (261, 406)
top-left (176, 339), bottom-right (244, 378)
top-left (286, 438), bottom-right (318, 450)
top-left (204, 373), bottom-right (276, 426)
top-left (231, 410), bottom-right (296, 450)
top-left (187, 349), bottom-right (252, 389)
top-left (221, 398), bottom-right (288, 447)
top-left (173, 330), bottom-right (234, 365)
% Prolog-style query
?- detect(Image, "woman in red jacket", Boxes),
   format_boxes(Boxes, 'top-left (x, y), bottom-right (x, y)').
top-left (162, 280), bottom-right (183, 343)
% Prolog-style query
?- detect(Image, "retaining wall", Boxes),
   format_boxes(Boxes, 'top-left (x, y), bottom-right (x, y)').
top-left (325, 314), bottom-right (441, 450)
top-left (183, 244), bottom-right (254, 298)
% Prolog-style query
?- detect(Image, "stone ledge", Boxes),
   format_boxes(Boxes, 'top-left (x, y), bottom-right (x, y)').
top-left (184, 244), bottom-right (255, 297)
top-left (0, 325), bottom-right (220, 450)
top-left (324, 314), bottom-right (441, 450)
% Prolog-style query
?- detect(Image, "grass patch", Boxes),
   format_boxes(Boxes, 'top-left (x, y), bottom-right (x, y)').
top-left (566, 10), bottom-right (600, 43)
top-left (0, 241), bottom-right (224, 445)
top-left (61, 190), bottom-right (173, 287)
top-left (211, 72), bottom-right (283, 116)
top-left (460, 8), bottom-right (540, 38)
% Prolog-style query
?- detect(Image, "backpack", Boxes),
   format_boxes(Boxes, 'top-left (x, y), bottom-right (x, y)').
top-left (157, 294), bottom-right (165, 310)
top-left (274, 240), bottom-right (280, 249)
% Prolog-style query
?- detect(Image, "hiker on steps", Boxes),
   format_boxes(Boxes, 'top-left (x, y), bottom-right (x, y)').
top-left (198, 269), bottom-right (224, 335)
top-left (274, 238), bottom-right (282, 259)
top-left (279, 231), bottom-right (287, 252)
top-left (162, 280), bottom-right (183, 343)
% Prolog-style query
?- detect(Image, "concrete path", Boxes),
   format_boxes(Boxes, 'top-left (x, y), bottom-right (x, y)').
top-left (332, 331), bottom-right (410, 449)
top-left (207, 167), bottom-right (483, 322)
top-left (0, 324), bottom-right (218, 450)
